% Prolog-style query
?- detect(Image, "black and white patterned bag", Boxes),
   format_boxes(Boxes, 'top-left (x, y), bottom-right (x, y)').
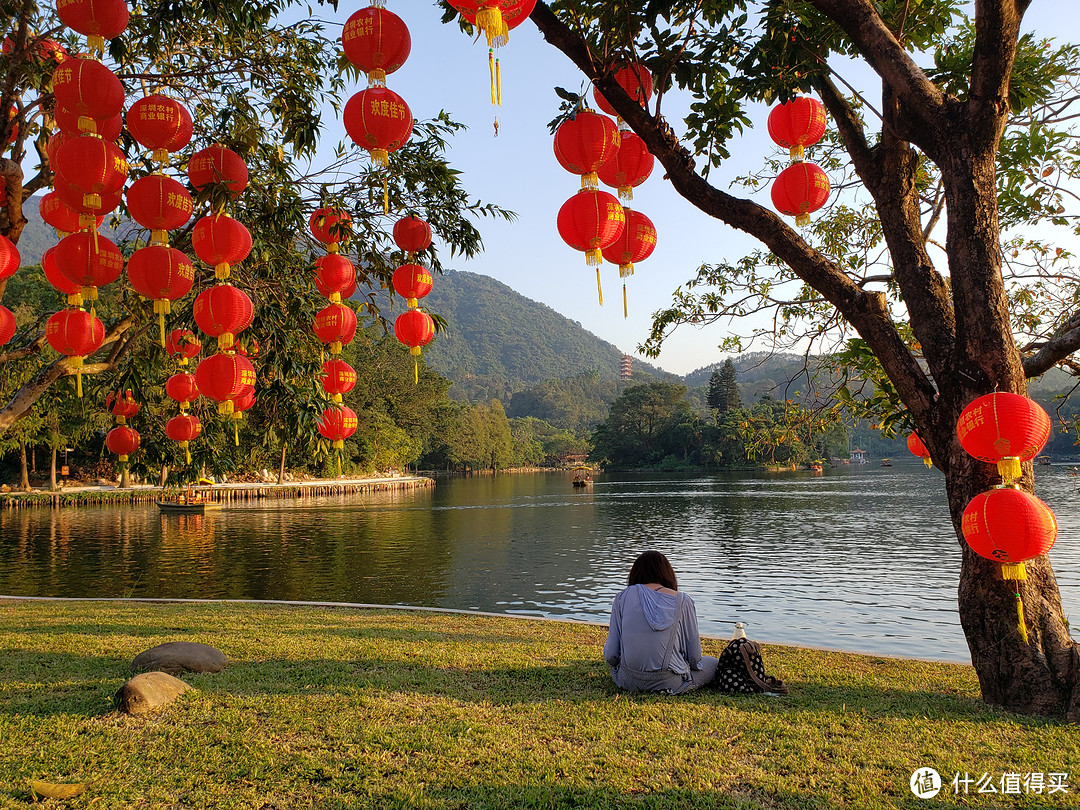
top-left (713, 638), bottom-right (788, 694)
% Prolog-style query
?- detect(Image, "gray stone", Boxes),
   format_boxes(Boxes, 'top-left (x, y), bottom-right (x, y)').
top-left (115, 671), bottom-right (193, 715)
top-left (131, 641), bottom-right (227, 675)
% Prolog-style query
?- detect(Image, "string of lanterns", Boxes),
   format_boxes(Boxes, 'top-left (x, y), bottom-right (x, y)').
top-left (0, 235), bottom-right (19, 346)
top-left (767, 96), bottom-right (830, 226)
top-left (104, 389), bottom-right (140, 470)
top-left (391, 214), bottom-right (436, 384)
top-left (164, 329), bottom-right (203, 464)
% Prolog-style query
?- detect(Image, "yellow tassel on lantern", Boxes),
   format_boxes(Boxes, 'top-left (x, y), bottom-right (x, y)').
top-left (87, 34), bottom-right (105, 54)
top-left (153, 147), bottom-right (170, 164)
top-left (795, 212), bottom-right (811, 227)
top-left (581, 172), bottom-right (599, 190)
top-left (151, 229), bottom-right (168, 246)
top-left (596, 267), bottom-right (604, 306)
top-left (154, 300), bottom-right (171, 347)
top-left (217, 333), bottom-right (235, 352)
top-left (180, 441), bottom-right (191, 465)
top-left (218, 400), bottom-right (235, 416)
top-left (214, 262), bottom-right (231, 281)
top-left (495, 54), bottom-right (502, 107)
top-left (368, 68), bottom-right (387, 88)
top-left (476, 7), bottom-right (504, 43)
top-left (623, 284), bottom-right (628, 319)
top-left (923, 457), bottom-right (934, 469)
top-left (1002, 562), bottom-right (1030, 644)
top-left (1015, 593), bottom-right (1029, 644)
top-left (1001, 561), bottom-right (1028, 581)
top-left (789, 144), bottom-right (806, 161)
top-left (383, 174), bottom-right (389, 215)
top-left (371, 148), bottom-right (389, 168)
top-left (489, 49), bottom-right (497, 106)
top-left (998, 457), bottom-right (1022, 481)
top-left (71, 355), bottom-right (84, 398)
top-left (234, 421), bottom-right (239, 446)
top-left (619, 184), bottom-right (634, 201)
top-left (586, 249), bottom-right (602, 267)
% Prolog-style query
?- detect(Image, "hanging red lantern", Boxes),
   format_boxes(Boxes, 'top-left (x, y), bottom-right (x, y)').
top-left (600, 208), bottom-right (656, 276)
top-left (106, 389), bottom-right (140, 422)
top-left (446, 0), bottom-right (535, 46)
top-left (393, 215), bottom-right (432, 254)
top-left (315, 254), bottom-right (356, 302)
top-left (56, 0), bottom-right (129, 50)
top-left (557, 187), bottom-right (626, 271)
top-left (392, 264), bottom-right (433, 308)
top-left (309, 207), bottom-right (353, 250)
top-left (313, 302), bottom-right (358, 354)
top-left (596, 131), bottom-right (653, 200)
top-left (0, 233), bottom-right (19, 279)
top-left (53, 175), bottom-right (122, 219)
top-left (165, 372), bottom-right (199, 408)
top-left (768, 96), bottom-right (828, 161)
top-left (907, 431), bottom-right (933, 468)
top-left (166, 328), bottom-right (201, 366)
top-left (195, 352), bottom-right (257, 415)
top-left (51, 57), bottom-right (125, 120)
top-left (0, 304), bottom-right (15, 346)
top-left (42, 247), bottom-right (83, 306)
top-left (343, 86), bottom-right (413, 167)
top-left (193, 284), bottom-right (254, 351)
top-left (771, 162), bottom-right (830, 226)
top-left (342, 5), bottom-right (411, 86)
top-left (228, 387), bottom-right (257, 445)
top-left (165, 413), bottom-right (202, 463)
top-left (126, 174), bottom-right (193, 240)
top-left (962, 486), bottom-right (1057, 569)
top-left (187, 144), bottom-right (248, 197)
top-left (39, 191), bottom-right (85, 234)
top-left (53, 135), bottom-right (128, 208)
top-left (191, 213), bottom-right (253, 279)
top-left (554, 110), bottom-right (620, 189)
top-left (956, 392), bottom-right (1051, 481)
top-left (53, 230), bottom-right (124, 300)
top-left (54, 105), bottom-right (122, 139)
top-left (106, 425), bottom-right (140, 462)
top-left (318, 405), bottom-right (358, 449)
top-left (593, 63), bottom-right (654, 119)
top-left (321, 358), bottom-right (357, 403)
top-left (126, 95), bottom-right (194, 162)
top-left (45, 308), bottom-right (104, 396)
top-left (127, 245), bottom-right (196, 344)
top-left (394, 309), bottom-right (435, 352)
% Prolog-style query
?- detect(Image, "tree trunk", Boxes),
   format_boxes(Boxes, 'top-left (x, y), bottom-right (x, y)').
top-left (49, 445), bottom-right (57, 491)
top-left (18, 444), bottom-right (29, 491)
top-left (119, 467), bottom-right (130, 489)
top-left (30, 445), bottom-right (35, 474)
top-left (159, 465), bottom-right (168, 487)
top-left (278, 443), bottom-right (287, 485)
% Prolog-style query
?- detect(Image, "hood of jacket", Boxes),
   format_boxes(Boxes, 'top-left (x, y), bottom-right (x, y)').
top-left (632, 584), bottom-right (678, 631)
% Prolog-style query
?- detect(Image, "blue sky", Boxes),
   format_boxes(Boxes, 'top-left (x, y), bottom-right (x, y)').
top-left (316, 2), bottom-right (1076, 377)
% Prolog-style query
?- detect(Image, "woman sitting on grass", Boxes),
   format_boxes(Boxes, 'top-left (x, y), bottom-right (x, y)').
top-left (603, 550), bottom-right (719, 694)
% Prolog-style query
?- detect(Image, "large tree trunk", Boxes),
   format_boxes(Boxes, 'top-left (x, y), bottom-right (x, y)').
top-left (18, 443), bottom-right (29, 491)
top-left (49, 445), bottom-right (57, 491)
top-left (278, 443), bottom-right (287, 485)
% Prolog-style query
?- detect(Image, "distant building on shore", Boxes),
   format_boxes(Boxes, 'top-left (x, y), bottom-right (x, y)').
top-left (620, 355), bottom-right (632, 380)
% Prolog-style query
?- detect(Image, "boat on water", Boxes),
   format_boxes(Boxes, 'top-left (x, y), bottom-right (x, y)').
top-left (157, 500), bottom-right (220, 514)
top-left (571, 465), bottom-right (594, 488)
top-left (1037, 455), bottom-right (1052, 466)
top-left (880, 458), bottom-right (893, 467)
top-left (809, 461), bottom-right (823, 472)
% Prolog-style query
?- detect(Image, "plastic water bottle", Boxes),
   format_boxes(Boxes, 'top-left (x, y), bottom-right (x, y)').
top-left (733, 622), bottom-right (746, 639)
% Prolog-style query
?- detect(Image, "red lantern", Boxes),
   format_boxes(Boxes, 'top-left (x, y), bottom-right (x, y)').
top-left (165, 413), bottom-right (202, 463)
top-left (956, 392), bottom-right (1051, 480)
top-left (0, 233), bottom-right (19, 280)
top-left (343, 86), bottom-right (413, 167)
top-left (593, 63), bottom-right (654, 118)
top-left (126, 174), bottom-right (193, 238)
top-left (394, 309), bottom-right (435, 353)
top-left (318, 405), bottom-right (358, 449)
top-left (771, 162), bottom-right (830, 226)
top-left (52, 135), bottom-right (128, 209)
top-left (53, 175), bottom-right (122, 219)
top-left (105, 425), bottom-right (140, 462)
top-left (51, 57), bottom-right (125, 120)
top-left (106, 389), bottom-right (140, 422)
top-left (393, 215), bottom-right (432, 254)
top-left (193, 284), bottom-right (254, 351)
top-left (166, 328), bottom-right (202, 365)
top-left (54, 105), bottom-right (122, 139)
top-left (600, 208), bottom-right (656, 277)
top-left (313, 302), bottom-right (358, 354)
top-left (165, 372), bottom-right (199, 408)
top-left (187, 144), bottom-right (248, 197)
top-left (342, 5), bottom-right (411, 86)
top-left (0, 304), bottom-right (15, 346)
top-left (557, 188), bottom-right (625, 266)
top-left (53, 231), bottom-right (124, 299)
top-left (127, 245), bottom-right (196, 343)
top-left (39, 191), bottom-right (85, 233)
top-left (768, 96), bottom-right (827, 161)
top-left (309, 207), bottom-right (353, 248)
top-left (446, 0), bottom-right (536, 46)
top-left (42, 247), bottom-right (83, 305)
top-left (56, 0), bottom-right (129, 49)
top-left (195, 352), bottom-right (257, 414)
top-left (596, 131), bottom-right (653, 200)
top-left (962, 487), bottom-right (1057, 567)
top-left (45, 308), bottom-right (104, 396)
top-left (907, 431), bottom-right (933, 468)
top-left (191, 214), bottom-right (253, 278)
top-left (321, 359), bottom-right (357, 403)
top-left (315, 254), bottom-right (356, 301)
top-left (126, 95), bottom-right (194, 162)
top-left (554, 110), bottom-right (620, 188)
top-left (392, 264), bottom-right (433, 308)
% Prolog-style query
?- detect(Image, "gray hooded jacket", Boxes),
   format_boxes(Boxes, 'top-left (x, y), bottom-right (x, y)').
top-left (603, 584), bottom-right (704, 677)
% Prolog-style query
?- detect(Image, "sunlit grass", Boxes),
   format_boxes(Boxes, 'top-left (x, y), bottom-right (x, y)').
top-left (0, 601), bottom-right (1074, 808)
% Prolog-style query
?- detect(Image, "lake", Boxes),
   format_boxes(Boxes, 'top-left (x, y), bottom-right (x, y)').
top-left (2, 463), bottom-right (1078, 663)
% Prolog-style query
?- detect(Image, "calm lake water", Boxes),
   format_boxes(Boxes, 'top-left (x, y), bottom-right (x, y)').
top-left (2, 464), bottom-right (1078, 663)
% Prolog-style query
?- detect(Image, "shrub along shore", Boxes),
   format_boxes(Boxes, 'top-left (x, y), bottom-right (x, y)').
top-left (0, 600), bottom-right (1075, 809)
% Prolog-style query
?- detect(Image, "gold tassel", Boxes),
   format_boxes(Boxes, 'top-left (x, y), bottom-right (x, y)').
top-left (185, 444), bottom-right (191, 465)
top-left (923, 457), bottom-right (934, 469)
top-left (76, 362), bottom-right (83, 398)
top-left (87, 34), bottom-right (104, 55)
top-left (998, 457), bottom-right (1022, 481)
top-left (489, 49), bottom-right (497, 106)
top-left (414, 360), bottom-right (419, 385)
top-left (795, 213), bottom-right (811, 227)
top-left (337, 454), bottom-right (342, 477)
top-left (1002, 563), bottom-right (1030, 645)
top-left (153, 147), bottom-right (169, 164)
top-left (368, 68), bottom-right (386, 87)
top-left (623, 284), bottom-right (628, 319)
top-left (234, 422), bottom-right (239, 447)
top-left (619, 184), bottom-right (634, 201)
top-left (384, 175), bottom-right (389, 215)
top-left (1016, 593), bottom-right (1029, 644)
top-left (596, 267), bottom-right (603, 306)
top-left (789, 144), bottom-right (805, 161)
top-left (581, 172), bottom-right (599, 190)
top-left (215, 262), bottom-right (231, 280)
top-left (476, 7), bottom-right (503, 42)
top-left (495, 55), bottom-right (502, 107)
top-left (371, 148), bottom-right (389, 168)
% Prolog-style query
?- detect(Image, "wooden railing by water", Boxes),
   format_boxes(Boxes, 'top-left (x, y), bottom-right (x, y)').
top-left (0, 476), bottom-right (435, 509)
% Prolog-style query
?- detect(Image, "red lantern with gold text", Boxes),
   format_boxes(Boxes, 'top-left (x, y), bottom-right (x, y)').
top-left (318, 405), bottom-right (358, 449)
top-left (166, 328), bottom-right (201, 366)
top-left (127, 245), bottom-right (196, 344)
top-left (42, 247), bottom-right (83, 306)
top-left (593, 63), bottom-right (654, 121)
top-left (392, 264), bottom-right (432, 308)
top-left (195, 352), bottom-right (256, 415)
top-left (192, 214), bottom-right (252, 279)
top-left (343, 86), bottom-right (413, 167)
top-left (193, 284), bottom-right (254, 351)
top-left (165, 372), bottom-right (199, 411)
top-left (53, 175), bottom-right (121, 220)
top-left (56, 0), bottom-right (129, 52)
top-left (394, 308), bottom-right (434, 384)
top-left (54, 230), bottom-right (124, 303)
top-left (45, 308), bottom-right (105, 396)
top-left (165, 413), bottom-right (202, 463)
top-left (342, 5), bottom-right (411, 87)
top-left (315, 254), bottom-right (356, 303)
top-left (309, 207), bottom-right (352, 252)
top-left (126, 175), bottom-right (193, 242)
top-left (0, 233), bottom-right (19, 280)
top-left (956, 392), bottom-right (1050, 481)
top-left (126, 95), bottom-right (193, 163)
top-left (53, 135), bottom-right (128, 210)
top-left (51, 57), bottom-right (124, 120)
top-left (316, 266), bottom-right (357, 301)
top-left (596, 131), bottom-right (653, 201)
top-left (313, 303), bottom-right (358, 355)
top-left (554, 110), bottom-right (620, 189)
top-left (907, 431), bottom-right (933, 468)
top-left (768, 96), bottom-right (827, 161)
top-left (600, 208), bottom-right (656, 318)
top-left (557, 188), bottom-right (625, 305)
top-left (771, 162), bottom-right (830, 226)
top-left (0, 304), bottom-right (15, 346)
top-left (106, 425), bottom-right (140, 463)
top-left (187, 144), bottom-right (248, 198)
top-left (393, 215), bottom-right (432, 257)
top-left (39, 191), bottom-right (85, 234)
top-left (321, 358), bottom-right (357, 404)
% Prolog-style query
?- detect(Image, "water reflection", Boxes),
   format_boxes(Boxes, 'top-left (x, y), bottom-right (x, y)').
top-left (1, 465), bottom-right (1077, 663)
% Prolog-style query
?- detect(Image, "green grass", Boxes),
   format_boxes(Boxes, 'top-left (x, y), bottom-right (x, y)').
top-left (0, 601), bottom-right (1075, 809)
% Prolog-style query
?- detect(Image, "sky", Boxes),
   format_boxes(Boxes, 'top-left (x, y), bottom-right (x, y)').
top-left (312, 2), bottom-right (1076, 377)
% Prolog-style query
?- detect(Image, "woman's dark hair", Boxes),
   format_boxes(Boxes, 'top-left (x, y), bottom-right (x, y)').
top-left (627, 551), bottom-right (678, 591)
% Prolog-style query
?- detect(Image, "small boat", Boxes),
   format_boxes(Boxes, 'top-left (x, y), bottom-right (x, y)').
top-left (572, 479), bottom-right (591, 488)
top-left (1036, 456), bottom-right (1052, 466)
top-left (809, 461), bottom-right (823, 472)
top-left (880, 458), bottom-right (893, 467)
top-left (157, 493), bottom-right (220, 514)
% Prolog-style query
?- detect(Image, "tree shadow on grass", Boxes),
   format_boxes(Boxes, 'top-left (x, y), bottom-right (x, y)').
top-left (0, 650), bottom-right (129, 718)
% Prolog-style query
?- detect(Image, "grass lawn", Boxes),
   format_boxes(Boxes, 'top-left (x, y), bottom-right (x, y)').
top-left (0, 600), bottom-right (1075, 809)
